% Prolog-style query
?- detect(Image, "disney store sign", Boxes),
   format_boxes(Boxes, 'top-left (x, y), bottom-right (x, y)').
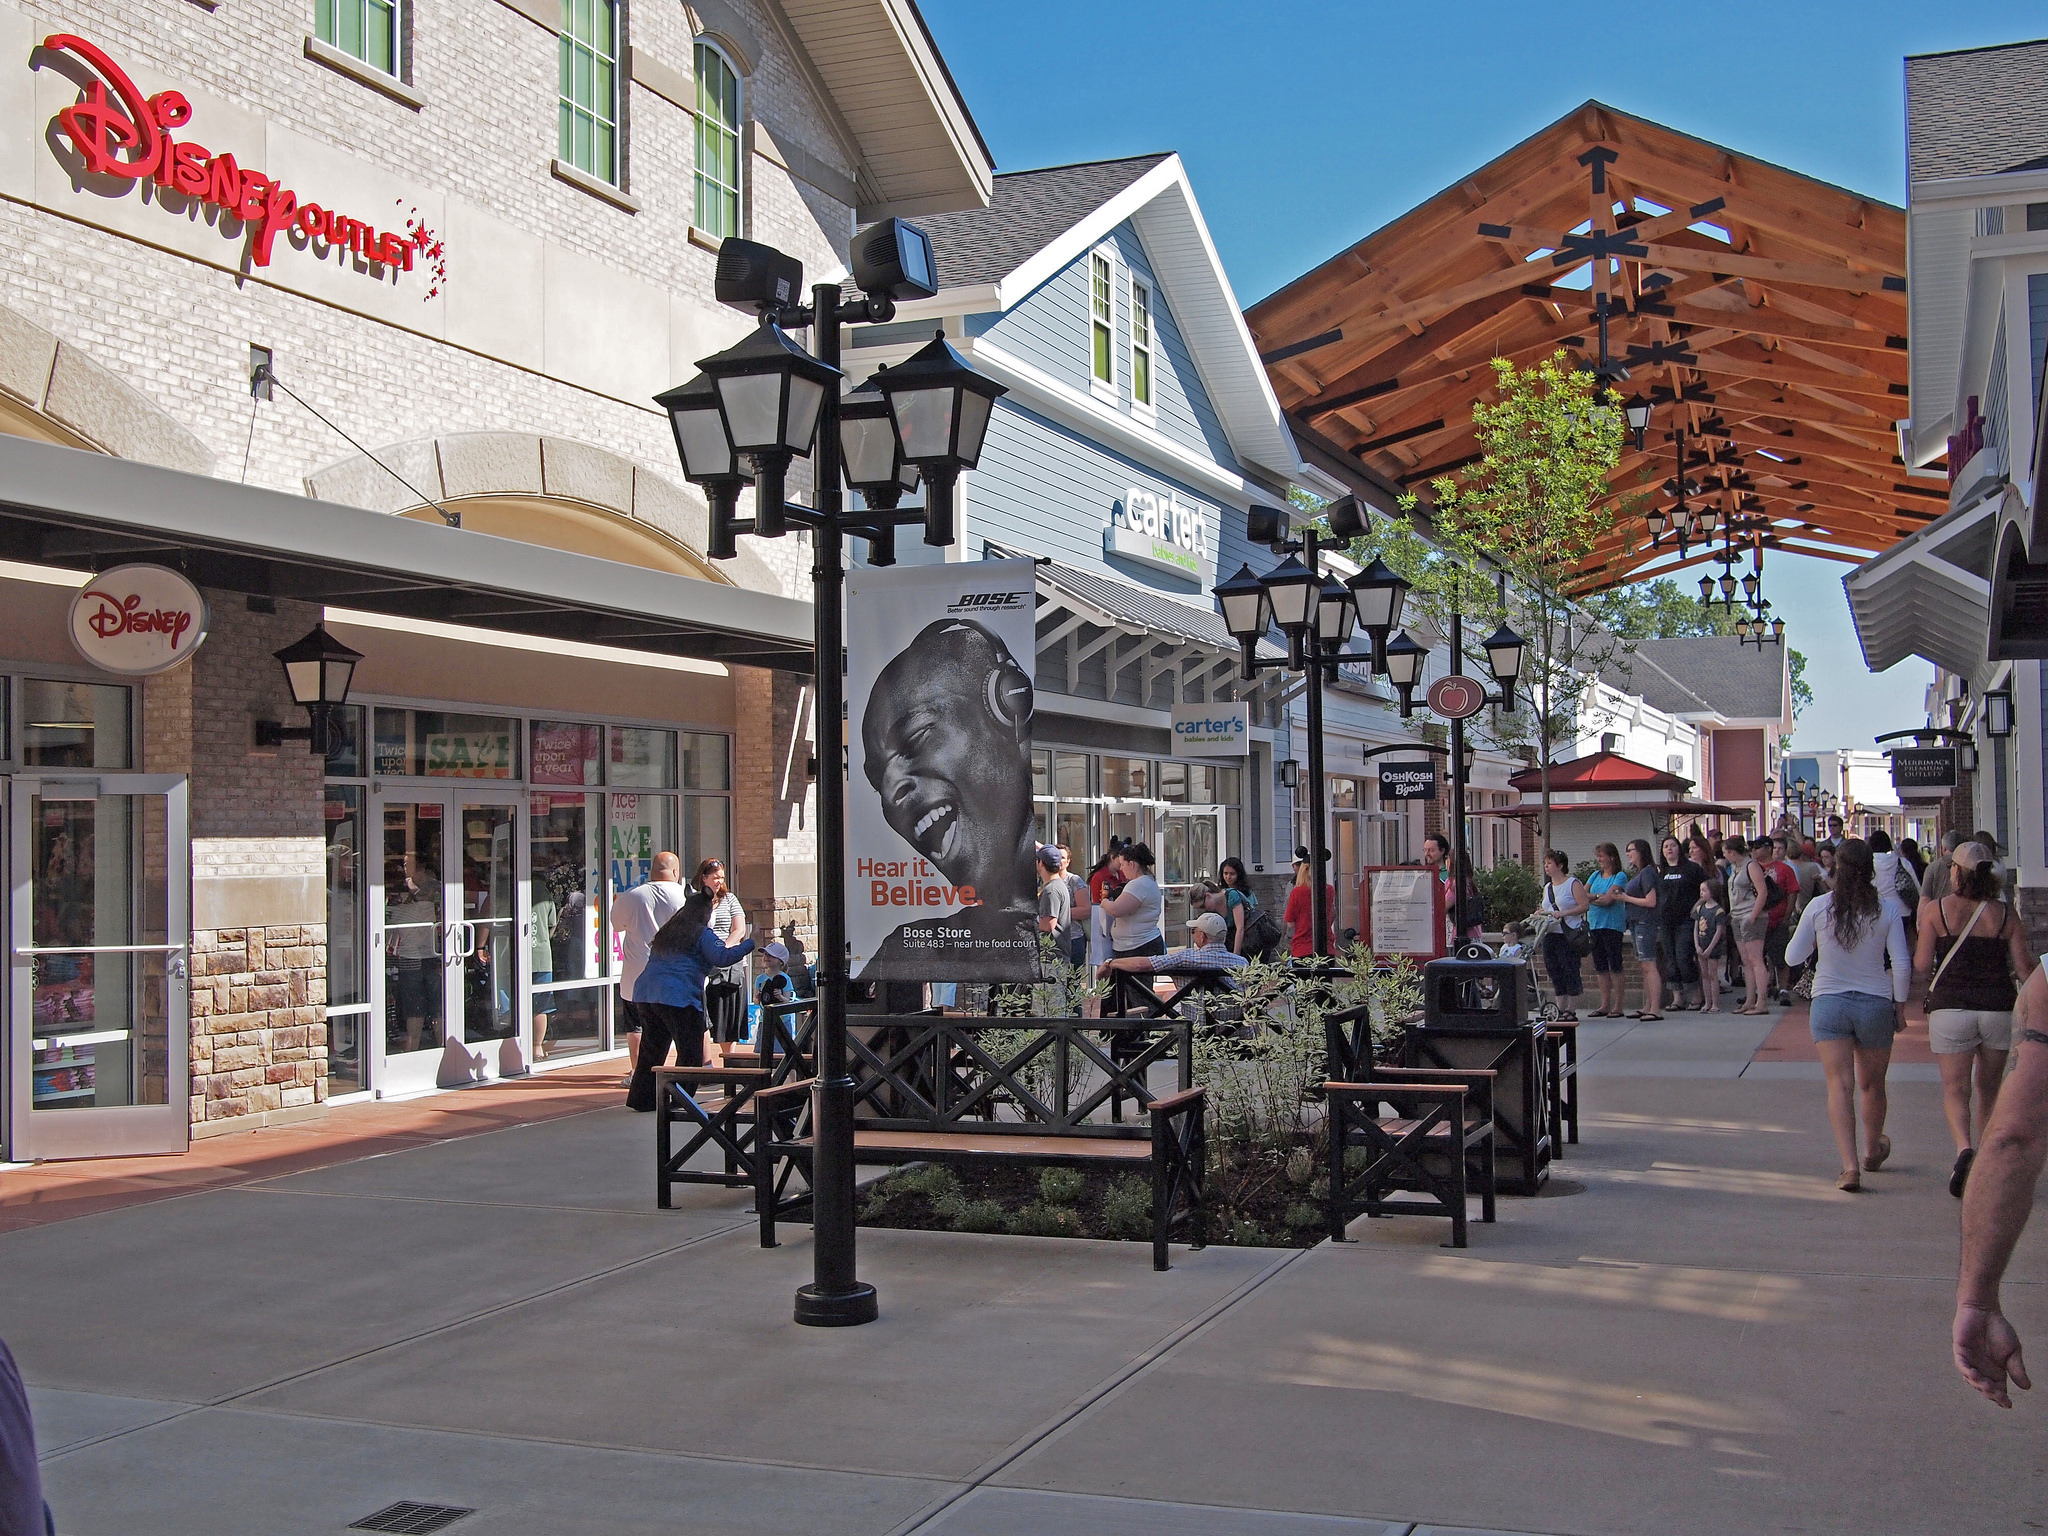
top-left (68, 565), bottom-right (210, 676)
top-left (1104, 484), bottom-right (1215, 587)
top-left (40, 32), bottom-right (430, 276)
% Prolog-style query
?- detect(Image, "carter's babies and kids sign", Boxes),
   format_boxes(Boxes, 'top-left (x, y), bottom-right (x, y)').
top-left (1170, 703), bottom-right (1250, 757)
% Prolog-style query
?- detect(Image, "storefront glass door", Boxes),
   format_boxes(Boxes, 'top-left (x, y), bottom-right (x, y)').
top-left (374, 789), bottom-right (525, 1093)
top-left (6, 775), bottom-right (188, 1160)
top-left (1159, 806), bottom-right (1222, 940)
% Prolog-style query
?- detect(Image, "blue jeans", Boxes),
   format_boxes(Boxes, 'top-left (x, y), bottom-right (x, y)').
top-left (1808, 991), bottom-right (1898, 1049)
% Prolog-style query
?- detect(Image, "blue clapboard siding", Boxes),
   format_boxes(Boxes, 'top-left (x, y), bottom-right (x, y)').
top-left (970, 397), bottom-right (1235, 599)
top-left (969, 220), bottom-right (1240, 471)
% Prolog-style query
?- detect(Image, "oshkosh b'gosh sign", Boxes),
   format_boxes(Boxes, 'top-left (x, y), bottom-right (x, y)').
top-left (40, 33), bottom-right (427, 276)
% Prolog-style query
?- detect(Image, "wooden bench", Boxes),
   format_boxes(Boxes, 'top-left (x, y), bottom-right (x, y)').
top-left (752, 1013), bottom-right (1207, 1271)
top-left (1325, 1066), bottom-right (1497, 1248)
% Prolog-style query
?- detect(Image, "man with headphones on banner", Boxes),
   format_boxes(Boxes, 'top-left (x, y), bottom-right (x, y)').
top-left (847, 559), bottom-right (1043, 984)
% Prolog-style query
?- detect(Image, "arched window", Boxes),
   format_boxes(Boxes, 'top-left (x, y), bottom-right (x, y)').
top-left (558, 0), bottom-right (621, 184)
top-left (694, 40), bottom-right (743, 239)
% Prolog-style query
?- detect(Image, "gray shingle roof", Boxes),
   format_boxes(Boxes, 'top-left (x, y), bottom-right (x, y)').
top-left (915, 154), bottom-right (1173, 291)
top-left (1906, 39), bottom-right (2048, 185)
top-left (1625, 637), bottom-right (1788, 723)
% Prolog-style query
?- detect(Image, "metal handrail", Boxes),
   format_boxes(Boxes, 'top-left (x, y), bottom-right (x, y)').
top-left (15, 944), bottom-right (187, 956)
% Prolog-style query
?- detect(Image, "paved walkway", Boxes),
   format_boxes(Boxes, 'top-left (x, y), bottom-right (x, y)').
top-left (4, 1008), bottom-right (2042, 1535)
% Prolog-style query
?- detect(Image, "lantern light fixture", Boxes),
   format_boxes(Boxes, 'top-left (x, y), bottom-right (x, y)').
top-left (866, 330), bottom-right (1007, 548)
top-left (1623, 394), bottom-right (1653, 451)
top-left (255, 623), bottom-right (363, 756)
top-left (1346, 556), bottom-right (1410, 672)
top-left (1382, 629), bottom-right (1428, 718)
top-left (1985, 687), bottom-right (2015, 739)
top-left (696, 320), bottom-right (843, 537)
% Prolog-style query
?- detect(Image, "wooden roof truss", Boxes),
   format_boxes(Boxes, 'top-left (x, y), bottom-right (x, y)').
top-left (1248, 104), bottom-right (1919, 594)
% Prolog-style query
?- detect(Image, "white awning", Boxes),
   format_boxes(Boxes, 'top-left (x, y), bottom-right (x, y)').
top-left (1844, 487), bottom-right (2001, 677)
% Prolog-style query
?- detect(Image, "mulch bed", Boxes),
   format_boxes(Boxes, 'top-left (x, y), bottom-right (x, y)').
top-left (855, 1154), bottom-right (1327, 1249)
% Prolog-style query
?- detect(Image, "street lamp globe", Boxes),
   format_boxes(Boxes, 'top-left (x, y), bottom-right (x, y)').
top-left (272, 622), bottom-right (363, 757)
top-left (1647, 507), bottom-right (1668, 540)
top-left (1316, 574), bottom-right (1356, 647)
top-left (1214, 563), bottom-right (1271, 681)
top-left (867, 331), bottom-right (1007, 547)
top-left (1346, 556), bottom-right (1409, 671)
top-left (1482, 622), bottom-right (1526, 709)
top-left (1623, 393), bottom-right (1652, 450)
top-left (697, 320), bottom-right (843, 536)
top-left (654, 370), bottom-right (755, 558)
top-left (1259, 553), bottom-right (1318, 633)
top-left (1698, 573), bottom-right (1715, 604)
top-left (1382, 629), bottom-right (1428, 718)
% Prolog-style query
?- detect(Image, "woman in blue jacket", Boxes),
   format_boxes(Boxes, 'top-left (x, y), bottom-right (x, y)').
top-left (625, 888), bottom-right (754, 1111)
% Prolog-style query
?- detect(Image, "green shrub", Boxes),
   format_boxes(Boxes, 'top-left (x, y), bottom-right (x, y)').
top-left (1309, 1173), bottom-right (1330, 1203)
top-left (1221, 1218), bottom-right (1269, 1247)
top-left (1476, 859), bottom-right (1541, 929)
top-left (1038, 1167), bottom-right (1086, 1206)
top-left (1343, 1146), bottom-right (1369, 1176)
top-left (948, 1198), bottom-right (1008, 1234)
top-left (1099, 1175), bottom-right (1153, 1241)
top-left (1009, 1201), bottom-right (1085, 1238)
top-left (898, 1165), bottom-right (961, 1203)
top-left (1284, 1201), bottom-right (1324, 1231)
top-left (1284, 1149), bottom-right (1314, 1187)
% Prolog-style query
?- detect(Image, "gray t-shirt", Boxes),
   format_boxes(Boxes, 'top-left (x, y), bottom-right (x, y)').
top-left (1037, 875), bottom-right (1072, 938)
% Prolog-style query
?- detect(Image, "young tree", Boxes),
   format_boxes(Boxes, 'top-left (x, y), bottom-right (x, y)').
top-left (1355, 351), bottom-right (1633, 851)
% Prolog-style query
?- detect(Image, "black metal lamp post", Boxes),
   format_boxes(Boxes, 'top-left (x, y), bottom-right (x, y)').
top-left (255, 622), bottom-right (363, 755)
top-left (1216, 529), bottom-right (1406, 960)
top-left (660, 224), bottom-right (999, 1329)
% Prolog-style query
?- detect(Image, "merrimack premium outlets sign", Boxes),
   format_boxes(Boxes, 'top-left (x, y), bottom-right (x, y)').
top-left (31, 31), bottom-right (442, 291)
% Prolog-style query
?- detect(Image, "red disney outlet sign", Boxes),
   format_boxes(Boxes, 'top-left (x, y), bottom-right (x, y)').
top-left (41, 32), bottom-right (435, 278)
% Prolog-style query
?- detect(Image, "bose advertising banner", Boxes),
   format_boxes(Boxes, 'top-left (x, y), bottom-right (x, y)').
top-left (846, 559), bottom-right (1042, 982)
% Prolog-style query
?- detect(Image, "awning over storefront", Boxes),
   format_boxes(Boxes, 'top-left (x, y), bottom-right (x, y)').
top-left (1844, 489), bottom-right (2000, 676)
top-left (0, 437), bottom-right (813, 671)
top-left (1023, 552), bottom-right (1298, 716)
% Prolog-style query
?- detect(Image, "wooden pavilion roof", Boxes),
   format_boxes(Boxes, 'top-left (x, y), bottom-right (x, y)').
top-left (1249, 102), bottom-right (1930, 592)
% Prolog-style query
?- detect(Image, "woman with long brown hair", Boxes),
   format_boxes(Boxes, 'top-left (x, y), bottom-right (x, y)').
top-left (1727, 836), bottom-right (1776, 1015)
top-left (1785, 838), bottom-right (1911, 1191)
top-left (1914, 841), bottom-right (2036, 1196)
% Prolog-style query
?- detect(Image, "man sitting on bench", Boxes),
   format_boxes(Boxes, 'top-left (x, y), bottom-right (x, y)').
top-left (1098, 912), bottom-right (1249, 979)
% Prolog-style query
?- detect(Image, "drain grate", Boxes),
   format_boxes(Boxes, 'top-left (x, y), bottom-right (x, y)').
top-left (349, 1502), bottom-right (476, 1534)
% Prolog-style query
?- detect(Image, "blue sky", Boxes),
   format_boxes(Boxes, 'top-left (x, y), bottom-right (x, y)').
top-left (918, 0), bottom-right (2046, 751)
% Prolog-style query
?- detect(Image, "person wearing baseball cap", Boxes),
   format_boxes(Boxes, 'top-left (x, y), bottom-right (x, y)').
top-left (1097, 909), bottom-right (1249, 980)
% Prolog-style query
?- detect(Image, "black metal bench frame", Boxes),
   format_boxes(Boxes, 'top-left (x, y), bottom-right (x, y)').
top-left (1325, 1066), bottom-right (1497, 1248)
top-left (1403, 1022), bottom-right (1551, 1194)
top-left (751, 1013), bottom-right (1207, 1270)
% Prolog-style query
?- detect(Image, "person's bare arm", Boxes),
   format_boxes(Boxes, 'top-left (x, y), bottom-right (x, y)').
top-left (1098, 886), bottom-right (1140, 918)
top-left (1913, 899), bottom-right (1938, 977)
top-left (2008, 906), bottom-right (2036, 982)
top-left (1094, 955), bottom-right (1154, 979)
top-left (1956, 969), bottom-right (2048, 1406)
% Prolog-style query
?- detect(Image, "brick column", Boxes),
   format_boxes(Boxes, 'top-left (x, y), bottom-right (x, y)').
top-left (182, 596), bottom-right (330, 1136)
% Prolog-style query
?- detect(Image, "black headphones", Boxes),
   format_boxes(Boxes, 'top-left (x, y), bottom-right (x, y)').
top-left (933, 619), bottom-right (1032, 742)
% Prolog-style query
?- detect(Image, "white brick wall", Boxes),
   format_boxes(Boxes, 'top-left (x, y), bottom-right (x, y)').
top-left (2, 0), bottom-right (862, 605)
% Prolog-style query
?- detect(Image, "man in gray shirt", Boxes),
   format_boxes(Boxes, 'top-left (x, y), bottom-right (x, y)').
top-left (1035, 845), bottom-right (1072, 947)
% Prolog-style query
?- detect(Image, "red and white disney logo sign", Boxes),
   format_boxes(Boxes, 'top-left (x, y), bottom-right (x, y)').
top-left (41, 32), bottom-right (436, 277)
top-left (84, 591), bottom-right (196, 649)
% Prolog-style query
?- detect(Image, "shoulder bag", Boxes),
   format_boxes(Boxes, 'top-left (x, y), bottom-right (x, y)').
top-left (1546, 882), bottom-right (1593, 956)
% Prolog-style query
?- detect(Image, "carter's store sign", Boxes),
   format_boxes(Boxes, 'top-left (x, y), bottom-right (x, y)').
top-left (1105, 485), bottom-right (1215, 587)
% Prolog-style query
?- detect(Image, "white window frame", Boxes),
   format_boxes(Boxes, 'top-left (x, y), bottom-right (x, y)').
top-left (315, 0), bottom-right (401, 78)
top-left (694, 38), bottom-right (745, 242)
top-left (558, 0), bottom-right (624, 187)
top-left (1129, 273), bottom-right (1156, 419)
top-left (1088, 247), bottom-right (1117, 403)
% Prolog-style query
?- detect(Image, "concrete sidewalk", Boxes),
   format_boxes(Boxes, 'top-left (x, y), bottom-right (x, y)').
top-left (4, 1012), bottom-right (2042, 1535)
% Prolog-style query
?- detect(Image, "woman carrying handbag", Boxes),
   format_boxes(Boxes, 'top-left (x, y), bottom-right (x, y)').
top-left (1913, 841), bottom-right (2037, 1197)
top-left (1538, 848), bottom-right (1590, 1022)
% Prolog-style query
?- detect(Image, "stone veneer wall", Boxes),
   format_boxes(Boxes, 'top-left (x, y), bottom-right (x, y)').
top-left (180, 597), bottom-right (331, 1136)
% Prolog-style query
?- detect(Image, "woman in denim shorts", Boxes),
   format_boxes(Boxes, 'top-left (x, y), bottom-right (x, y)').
top-left (1912, 842), bottom-right (2036, 1196)
top-left (1784, 839), bottom-right (1911, 1191)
